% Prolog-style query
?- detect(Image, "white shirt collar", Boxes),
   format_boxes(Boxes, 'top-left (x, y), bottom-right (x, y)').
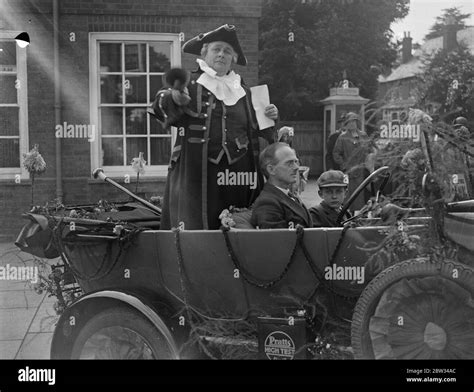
top-left (274, 185), bottom-right (290, 195)
top-left (195, 59), bottom-right (246, 106)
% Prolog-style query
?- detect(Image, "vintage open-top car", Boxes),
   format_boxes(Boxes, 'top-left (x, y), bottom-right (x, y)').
top-left (14, 164), bottom-right (474, 360)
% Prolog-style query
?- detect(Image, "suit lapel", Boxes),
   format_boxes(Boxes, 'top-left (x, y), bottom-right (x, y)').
top-left (264, 184), bottom-right (311, 226)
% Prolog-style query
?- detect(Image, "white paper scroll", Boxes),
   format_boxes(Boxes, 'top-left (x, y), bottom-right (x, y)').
top-left (250, 85), bottom-right (275, 130)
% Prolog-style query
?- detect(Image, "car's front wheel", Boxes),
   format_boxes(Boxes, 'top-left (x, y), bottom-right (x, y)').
top-left (70, 306), bottom-right (178, 359)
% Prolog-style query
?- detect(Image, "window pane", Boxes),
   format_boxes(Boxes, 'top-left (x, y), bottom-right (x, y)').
top-left (100, 43), bottom-right (121, 72)
top-left (101, 107), bottom-right (122, 135)
top-left (149, 75), bottom-right (164, 103)
top-left (126, 108), bottom-right (147, 135)
top-left (0, 107), bottom-right (19, 136)
top-left (126, 138), bottom-right (147, 165)
top-left (0, 138), bottom-right (19, 167)
top-left (0, 75), bottom-right (18, 104)
top-left (150, 137), bottom-right (171, 165)
top-left (149, 42), bottom-right (171, 72)
top-left (0, 41), bottom-right (17, 71)
top-left (100, 75), bottom-right (122, 104)
top-left (125, 43), bottom-right (146, 72)
top-left (124, 74), bottom-right (147, 104)
top-left (102, 138), bottom-right (123, 166)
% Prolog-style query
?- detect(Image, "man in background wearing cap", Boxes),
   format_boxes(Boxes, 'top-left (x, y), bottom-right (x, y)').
top-left (309, 170), bottom-right (352, 227)
top-left (152, 25), bottom-right (278, 229)
top-left (332, 112), bottom-right (371, 211)
top-left (325, 113), bottom-right (345, 171)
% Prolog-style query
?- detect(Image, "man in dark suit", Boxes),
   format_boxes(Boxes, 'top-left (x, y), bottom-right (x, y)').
top-left (251, 143), bottom-right (312, 229)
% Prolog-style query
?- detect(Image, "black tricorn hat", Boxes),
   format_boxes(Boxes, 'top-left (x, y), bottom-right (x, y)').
top-left (182, 24), bottom-right (247, 66)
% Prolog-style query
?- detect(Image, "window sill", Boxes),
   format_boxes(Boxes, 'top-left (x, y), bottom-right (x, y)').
top-left (88, 176), bottom-right (167, 185)
top-left (0, 179), bottom-right (32, 186)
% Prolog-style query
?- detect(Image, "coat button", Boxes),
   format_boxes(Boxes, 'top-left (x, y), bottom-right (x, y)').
top-left (203, 126), bottom-right (207, 130)
top-left (191, 80), bottom-right (196, 84)
top-left (203, 114), bottom-right (208, 118)
top-left (224, 129), bottom-right (227, 132)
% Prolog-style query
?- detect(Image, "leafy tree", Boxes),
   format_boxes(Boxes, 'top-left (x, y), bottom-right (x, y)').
top-left (259, 0), bottom-right (409, 120)
top-left (417, 45), bottom-right (474, 121)
top-left (424, 7), bottom-right (471, 40)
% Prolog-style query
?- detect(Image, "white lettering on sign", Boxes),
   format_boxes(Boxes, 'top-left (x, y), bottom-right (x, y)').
top-left (264, 331), bottom-right (296, 360)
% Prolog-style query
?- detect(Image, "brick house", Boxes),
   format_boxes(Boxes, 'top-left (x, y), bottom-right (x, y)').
top-left (377, 24), bottom-right (474, 122)
top-left (0, 0), bottom-right (262, 240)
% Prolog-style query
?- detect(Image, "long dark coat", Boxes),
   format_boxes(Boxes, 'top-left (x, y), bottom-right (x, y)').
top-left (152, 69), bottom-right (274, 229)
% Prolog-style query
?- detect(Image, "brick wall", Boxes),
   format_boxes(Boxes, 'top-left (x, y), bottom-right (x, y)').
top-left (0, 0), bottom-right (262, 239)
top-left (10, 0), bottom-right (261, 17)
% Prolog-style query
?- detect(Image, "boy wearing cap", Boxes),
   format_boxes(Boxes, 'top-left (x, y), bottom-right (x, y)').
top-left (310, 170), bottom-right (352, 227)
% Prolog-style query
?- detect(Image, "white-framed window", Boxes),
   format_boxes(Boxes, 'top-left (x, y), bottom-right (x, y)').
top-left (89, 32), bottom-right (181, 178)
top-left (0, 32), bottom-right (29, 180)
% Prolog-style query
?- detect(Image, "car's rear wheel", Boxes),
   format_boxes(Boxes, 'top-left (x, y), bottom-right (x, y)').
top-left (71, 306), bottom-right (178, 359)
top-left (351, 258), bottom-right (474, 359)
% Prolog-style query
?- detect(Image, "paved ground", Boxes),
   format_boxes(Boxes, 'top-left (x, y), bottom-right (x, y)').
top-left (0, 242), bottom-right (59, 359)
top-left (0, 180), bottom-right (322, 360)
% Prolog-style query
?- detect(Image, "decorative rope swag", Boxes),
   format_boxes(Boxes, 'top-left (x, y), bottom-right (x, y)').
top-left (221, 224), bottom-right (359, 299)
top-left (172, 225), bottom-right (358, 359)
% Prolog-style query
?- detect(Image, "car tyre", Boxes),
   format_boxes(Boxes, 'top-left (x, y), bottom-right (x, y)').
top-left (351, 257), bottom-right (474, 359)
top-left (71, 306), bottom-right (178, 359)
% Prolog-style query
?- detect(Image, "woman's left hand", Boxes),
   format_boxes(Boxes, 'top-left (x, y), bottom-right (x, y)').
top-left (264, 104), bottom-right (279, 120)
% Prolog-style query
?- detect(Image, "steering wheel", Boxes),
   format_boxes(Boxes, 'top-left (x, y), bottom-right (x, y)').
top-left (336, 166), bottom-right (391, 225)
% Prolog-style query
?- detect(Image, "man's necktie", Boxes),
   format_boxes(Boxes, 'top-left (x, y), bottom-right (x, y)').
top-left (288, 191), bottom-right (301, 205)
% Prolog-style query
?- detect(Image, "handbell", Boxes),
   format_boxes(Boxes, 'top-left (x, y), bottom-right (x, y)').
top-left (163, 68), bottom-right (190, 91)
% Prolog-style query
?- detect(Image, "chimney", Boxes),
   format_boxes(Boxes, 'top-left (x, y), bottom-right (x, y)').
top-left (402, 32), bottom-right (413, 63)
top-left (443, 16), bottom-right (458, 52)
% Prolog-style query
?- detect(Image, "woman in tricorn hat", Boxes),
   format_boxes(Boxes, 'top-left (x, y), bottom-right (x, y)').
top-left (152, 24), bottom-right (278, 229)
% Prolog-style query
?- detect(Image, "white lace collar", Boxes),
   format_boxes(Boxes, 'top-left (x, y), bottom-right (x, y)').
top-left (195, 59), bottom-right (246, 106)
